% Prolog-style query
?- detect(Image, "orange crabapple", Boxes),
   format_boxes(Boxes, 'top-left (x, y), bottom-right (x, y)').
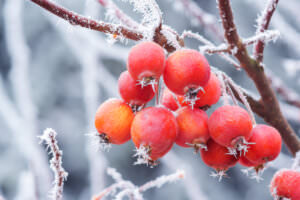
top-left (127, 41), bottom-right (165, 89)
top-left (208, 105), bottom-right (253, 155)
top-left (118, 71), bottom-right (156, 108)
top-left (245, 124), bottom-right (282, 166)
top-left (175, 107), bottom-right (210, 150)
top-left (131, 107), bottom-right (178, 165)
top-left (270, 169), bottom-right (300, 200)
top-left (200, 139), bottom-right (239, 181)
top-left (163, 49), bottom-right (210, 107)
top-left (94, 99), bottom-right (134, 145)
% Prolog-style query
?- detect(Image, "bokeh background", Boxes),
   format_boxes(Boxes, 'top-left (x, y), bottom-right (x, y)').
top-left (0, 0), bottom-right (300, 199)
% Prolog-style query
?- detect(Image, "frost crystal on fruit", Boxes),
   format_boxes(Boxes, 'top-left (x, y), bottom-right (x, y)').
top-left (137, 77), bottom-right (157, 92)
top-left (210, 170), bottom-right (227, 182)
top-left (86, 132), bottom-right (112, 152)
top-left (133, 146), bottom-right (152, 166)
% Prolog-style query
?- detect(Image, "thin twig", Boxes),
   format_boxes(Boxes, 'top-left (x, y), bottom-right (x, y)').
top-left (98, 0), bottom-right (139, 28)
top-left (39, 128), bottom-right (68, 200)
top-left (92, 168), bottom-right (184, 200)
top-left (182, 30), bottom-right (240, 69)
top-left (254, 0), bottom-right (280, 63)
top-left (30, 0), bottom-right (143, 40)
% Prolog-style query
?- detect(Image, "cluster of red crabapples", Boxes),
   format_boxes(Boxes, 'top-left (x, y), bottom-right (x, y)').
top-left (94, 41), bottom-right (282, 180)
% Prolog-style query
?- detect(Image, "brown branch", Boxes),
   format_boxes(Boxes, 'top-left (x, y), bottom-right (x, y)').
top-left (30, 0), bottom-right (143, 40)
top-left (29, 0), bottom-right (182, 52)
top-left (254, 0), bottom-right (280, 63)
top-left (217, 0), bottom-right (300, 156)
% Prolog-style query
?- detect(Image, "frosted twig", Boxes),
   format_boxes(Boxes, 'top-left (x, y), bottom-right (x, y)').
top-left (107, 168), bottom-right (124, 183)
top-left (98, 0), bottom-right (139, 28)
top-left (215, 70), bottom-right (231, 105)
top-left (224, 76), bottom-right (257, 125)
top-left (174, 0), bottom-right (222, 39)
top-left (139, 170), bottom-right (185, 192)
top-left (92, 168), bottom-right (184, 200)
top-left (39, 128), bottom-right (68, 200)
top-left (150, 0), bottom-right (163, 30)
top-left (254, 0), bottom-right (279, 63)
top-left (199, 30), bottom-right (280, 54)
top-left (243, 30), bottom-right (280, 46)
top-left (212, 67), bottom-right (265, 118)
top-left (29, 0), bottom-right (143, 40)
top-left (182, 30), bottom-right (240, 69)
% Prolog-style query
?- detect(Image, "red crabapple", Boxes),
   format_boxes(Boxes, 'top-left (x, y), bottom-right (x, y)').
top-left (95, 99), bottom-right (134, 145)
top-left (161, 88), bottom-right (184, 111)
top-left (131, 107), bottom-right (178, 165)
top-left (118, 71), bottom-right (155, 108)
top-left (127, 41), bottom-right (165, 89)
top-left (175, 107), bottom-right (210, 150)
top-left (208, 105), bottom-right (253, 155)
top-left (163, 49), bottom-right (210, 107)
top-left (245, 124), bottom-right (282, 165)
top-left (270, 169), bottom-right (300, 200)
top-left (239, 155), bottom-right (256, 167)
top-left (200, 139), bottom-right (239, 181)
top-left (191, 73), bottom-right (221, 108)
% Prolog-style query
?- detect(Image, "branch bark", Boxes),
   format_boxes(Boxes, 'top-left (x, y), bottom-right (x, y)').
top-left (29, 0), bottom-right (182, 52)
top-left (217, 0), bottom-right (300, 156)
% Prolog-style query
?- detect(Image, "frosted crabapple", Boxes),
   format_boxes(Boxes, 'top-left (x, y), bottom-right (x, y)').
top-left (245, 124), bottom-right (282, 165)
top-left (208, 105), bottom-right (253, 155)
top-left (270, 169), bottom-right (300, 200)
top-left (131, 107), bottom-right (178, 165)
top-left (94, 99), bottom-right (134, 145)
top-left (163, 49), bottom-right (210, 107)
top-left (161, 88), bottom-right (184, 111)
top-left (189, 73), bottom-right (221, 108)
top-left (200, 139), bottom-right (239, 181)
top-left (127, 41), bottom-right (165, 89)
top-left (175, 107), bottom-right (210, 150)
top-left (179, 73), bottom-right (221, 109)
top-left (118, 71), bottom-right (155, 109)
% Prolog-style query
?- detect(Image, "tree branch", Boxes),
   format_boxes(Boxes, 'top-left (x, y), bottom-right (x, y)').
top-left (29, 0), bottom-right (182, 52)
top-left (217, 0), bottom-right (300, 156)
top-left (30, 0), bottom-right (143, 40)
top-left (254, 0), bottom-right (280, 63)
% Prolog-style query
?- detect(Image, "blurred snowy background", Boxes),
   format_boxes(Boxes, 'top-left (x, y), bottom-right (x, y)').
top-left (0, 0), bottom-right (300, 199)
